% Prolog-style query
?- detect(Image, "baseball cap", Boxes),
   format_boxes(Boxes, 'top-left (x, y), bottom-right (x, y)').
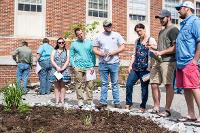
top-left (155, 9), bottom-right (171, 18)
top-left (175, 1), bottom-right (195, 10)
top-left (103, 19), bottom-right (112, 27)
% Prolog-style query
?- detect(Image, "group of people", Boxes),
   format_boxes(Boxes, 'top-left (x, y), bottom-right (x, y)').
top-left (12, 1), bottom-right (200, 123)
top-left (125, 1), bottom-right (200, 123)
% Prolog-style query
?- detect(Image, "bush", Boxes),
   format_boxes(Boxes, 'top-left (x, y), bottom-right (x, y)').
top-left (3, 83), bottom-right (31, 113)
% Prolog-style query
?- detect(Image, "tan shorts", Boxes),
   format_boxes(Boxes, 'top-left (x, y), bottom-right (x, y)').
top-left (150, 61), bottom-right (176, 85)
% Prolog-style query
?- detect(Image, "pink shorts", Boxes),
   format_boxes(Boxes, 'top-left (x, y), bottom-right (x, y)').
top-left (176, 62), bottom-right (200, 89)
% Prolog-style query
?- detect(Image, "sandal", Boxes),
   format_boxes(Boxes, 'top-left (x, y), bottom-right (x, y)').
top-left (158, 110), bottom-right (171, 117)
top-left (148, 108), bottom-right (159, 114)
top-left (191, 120), bottom-right (200, 127)
top-left (137, 108), bottom-right (145, 113)
top-left (178, 116), bottom-right (197, 122)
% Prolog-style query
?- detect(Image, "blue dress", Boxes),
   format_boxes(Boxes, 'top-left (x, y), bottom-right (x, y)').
top-left (50, 50), bottom-right (71, 83)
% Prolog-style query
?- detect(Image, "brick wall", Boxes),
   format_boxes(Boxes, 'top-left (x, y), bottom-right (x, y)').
top-left (0, 0), bottom-right (14, 36)
top-left (46, 0), bottom-right (86, 37)
top-left (150, 0), bottom-right (163, 40)
top-left (112, 0), bottom-right (127, 39)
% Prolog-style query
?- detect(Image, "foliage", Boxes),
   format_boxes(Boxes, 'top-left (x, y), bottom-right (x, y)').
top-left (82, 113), bottom-right (92, 127)
top-left (3, 83), bottom-right (30, 113)
top-left (64, 21), bottom-right (99, 40)
top-left (95, 79), bottom-right (101, 87)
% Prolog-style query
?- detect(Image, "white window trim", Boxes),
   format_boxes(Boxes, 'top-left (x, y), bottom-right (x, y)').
top-left (14, 0), bottom-right (46, 38)
top-left (126, 0), bottom-right (150, 44)
top-left (86, 0), bottom-right (112, 20)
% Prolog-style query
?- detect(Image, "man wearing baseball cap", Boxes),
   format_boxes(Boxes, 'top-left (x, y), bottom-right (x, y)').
top-left (93, 19), bottom-right (125, 110)
top-left (175, 1), bottom-right (200, 124)
top-left (148, 9), bottom-right (179, 117)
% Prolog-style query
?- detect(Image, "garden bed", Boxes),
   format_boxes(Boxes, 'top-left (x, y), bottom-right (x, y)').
top-left (0, 105), bottom-right (176, 133)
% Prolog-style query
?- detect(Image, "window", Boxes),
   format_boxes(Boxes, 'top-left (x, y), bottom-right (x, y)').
top-left (88, 0), bottom-right (108, 18)
top-left (128, 0), bottom-right (147, 21)
top-left (18, 0), bottom-right (42, 12)
top-left (196, 2), bottom-right (200, 18)
top-left (164, 0), bottom-right (179, 24)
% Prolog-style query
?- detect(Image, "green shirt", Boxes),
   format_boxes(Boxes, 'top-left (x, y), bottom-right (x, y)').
top-left (70, 39), bottom-right (96, 69)
top-left (12, 45), bottom-right (33, 65)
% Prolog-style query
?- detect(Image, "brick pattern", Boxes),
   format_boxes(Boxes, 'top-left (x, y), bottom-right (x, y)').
top-left (150, 0), bottom-right (163, 41)
top-left (46, 0), bottom-right (86, 37)
top-left (112, 0), bottom-right (127, 39)
top-left (0, 0), bottom-right (14, 36)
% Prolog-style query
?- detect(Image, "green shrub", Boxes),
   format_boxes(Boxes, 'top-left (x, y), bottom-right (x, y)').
top-left (3, 83), bottom-right (30, 113)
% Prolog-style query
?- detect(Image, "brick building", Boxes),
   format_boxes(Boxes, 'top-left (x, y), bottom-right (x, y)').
top-left (0, 0), bottom-right (199, 87)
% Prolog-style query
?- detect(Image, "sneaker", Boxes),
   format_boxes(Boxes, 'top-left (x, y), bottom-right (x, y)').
top-left (78, 100), bottom-right (84, 108)
top-left (96, 103), bottom-right (107, 110)
top-left (125, 104), bottom-right (133, 110)
top-left (114, 104), bottom-right (122, 109)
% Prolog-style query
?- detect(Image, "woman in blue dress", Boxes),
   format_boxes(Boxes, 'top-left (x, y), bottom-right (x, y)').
top-left (50, 38), bottom-right (71, 105)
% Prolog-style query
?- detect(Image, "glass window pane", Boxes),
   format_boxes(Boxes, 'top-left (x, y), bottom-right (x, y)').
top-left (99, 11), bottom-right (103, 17)
top-left (31, 5), bottom-right (36, 11)
top-left (18, 4), bottom-right (24, 10)
top-left (37, 5), bottom-right (42, 12)
top-left (24, 4), bottom-right (30, 11)
top-left (89, 10), bottom-right (93, 16)
top-left (93, 10), bottom-right (98, 17)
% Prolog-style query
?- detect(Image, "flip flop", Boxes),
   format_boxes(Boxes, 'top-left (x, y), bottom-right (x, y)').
top-left (191, 120), bottom-right (200, 127)
top-left (148, 108), bottom-right (159, 114)
top-left (158, 110), bottom-right (171, 117)
top-left (177, 117), bottom-right (197, 122)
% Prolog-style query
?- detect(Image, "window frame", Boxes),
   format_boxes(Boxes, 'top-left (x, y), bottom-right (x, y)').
top-left (17, 0), bottom-right (42, 12)
top-left (88, 0), bottom-right (109, 18)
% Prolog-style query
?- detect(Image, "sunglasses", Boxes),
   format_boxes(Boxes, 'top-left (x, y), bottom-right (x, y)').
top-left (58, 41), bottom-right (65, 44)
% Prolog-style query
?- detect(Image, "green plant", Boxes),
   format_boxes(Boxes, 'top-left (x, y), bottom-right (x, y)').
top-left (3, 83), bottom-right (30, 113)
top-left (95, 79), bottom-right (101, 87)
top-left (64, 21), bottom-right (99, 40)
top-left (18, 103), bottom-right (31, 114)
top-left (82, 113), bottom-right (92, 127)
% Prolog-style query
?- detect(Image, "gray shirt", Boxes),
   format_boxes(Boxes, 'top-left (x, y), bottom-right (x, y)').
top-left (158, 25), bottom-right (179, 62)
top-left (12, 45), bottom-right (33, 65)
top-left (94, 31), bottom-right (125, 64)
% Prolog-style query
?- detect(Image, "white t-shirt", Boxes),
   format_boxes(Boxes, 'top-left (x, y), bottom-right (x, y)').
top-left (94, 31), bottom-right (125, 64)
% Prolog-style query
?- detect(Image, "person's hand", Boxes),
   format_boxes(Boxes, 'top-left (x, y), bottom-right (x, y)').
top-left (56, 67), bottom-right (62, 72)
top-left (128, 66), bottom-right (132, 74)
top-left (90, 69), bottom-right (94, 75)
top-left (153, 51), bottom-right (162, 56)
top-left (192, 59), bottom-right (198, 65)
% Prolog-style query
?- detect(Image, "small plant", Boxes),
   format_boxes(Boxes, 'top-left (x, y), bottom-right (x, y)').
top-left (82, 113), bottom-right (92, 127)
top-left (95, 79), bottom-right (101, 87)
top-left (3, 83), bottom-right (30, 113)
top-left (36, 127), bottom-right (46, 133)
top-left (64, 21), bottom-right (99, 40)
top-left (18, 103), bottom-right (31, 114)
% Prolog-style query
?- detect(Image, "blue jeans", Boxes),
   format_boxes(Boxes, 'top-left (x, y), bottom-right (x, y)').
top-left (16, 63), bottom-right (30, 92)
top-left (126, 70), bottom-right (149, 109)
top-left (99, 63), bottom-right (120, 105)
top-left (38, 59), bottom-right (52, 95)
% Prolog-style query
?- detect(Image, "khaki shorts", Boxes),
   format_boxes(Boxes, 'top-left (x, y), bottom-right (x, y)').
top-left (150, 61), bottom-right (176, 85)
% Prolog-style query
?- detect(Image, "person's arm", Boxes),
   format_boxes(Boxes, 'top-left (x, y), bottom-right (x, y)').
top-left (107, 44), bottom-right (125, 56)
top-left (61, 50), bottom-right (70, 71)
top-left (12, 48), bottom-right (19, 62)
top-left (192, 19), bottom-right (200, 64)
top-left (69, 43), bottom-right (75, 67)
top-left (50, 50), bottom-right (62, 72)
top-left (154, 44), bottom-right (176, 56)
top-left (193, 42), bottom-right (200, 64)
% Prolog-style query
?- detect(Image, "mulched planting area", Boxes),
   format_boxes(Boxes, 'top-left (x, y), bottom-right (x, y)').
top-left (0, 105), bottom-right (176, 133)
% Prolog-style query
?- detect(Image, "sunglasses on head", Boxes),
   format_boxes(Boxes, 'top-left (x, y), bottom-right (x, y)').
top-left (58, 41), bottom-right (65, 44)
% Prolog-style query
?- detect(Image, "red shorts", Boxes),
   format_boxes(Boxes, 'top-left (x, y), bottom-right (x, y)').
top-left (176, 62), bottom-right (200, 89)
